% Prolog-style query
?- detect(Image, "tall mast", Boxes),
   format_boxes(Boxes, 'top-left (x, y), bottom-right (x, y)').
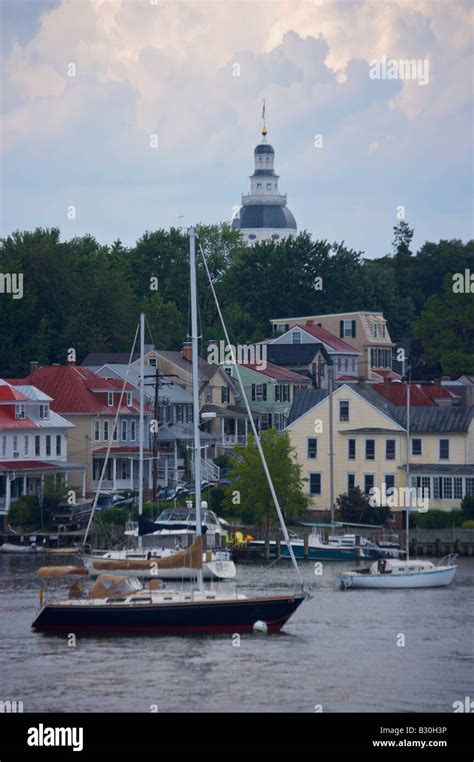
top-left (189, 227), bottom-right (203, 591)
top-left (138, 311), bottom-right (145, 550)
top-left (405, 364), bottom-right (410, 563)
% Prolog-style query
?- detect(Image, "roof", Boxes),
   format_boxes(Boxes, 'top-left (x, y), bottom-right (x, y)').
top-left (287, 323), bottom-right (360, 354)
top-left (0, 460), bottom-right (75, 472)
top-left (201, 403), bottom-right (254, 420)
top-left (11, 385), bottom-right (52, 402)
top-left (372, 383), bottom-right (458, 407)
top-left (266, 343), bottom-right (332, 366)
top-left (403, 464), bottom-right (474, 475)
top-left (96, 364), bottom-right (193, 404)
top-left (271, 311), bottom-right (385, 323)
top-left (239, 362), bottom-right (310, 383)
top-left (81, 353), bottom-right (140, 366)
top-left (8, 365), bottom-right (140, 415)
top-left (371, 369), bottom-right (402, 380)
top-left (0, 410), bottom-right (37, 429)
top-left (254, 143), bottom-right (274, 154)
top-left (0, 381), bottom-right (30, 403)
top-left (233, 205), bottom-right (297, 230)
top-left (93, 446), bottom-right (153, 455)
top-left (287, 389), bottom-right (329, 424)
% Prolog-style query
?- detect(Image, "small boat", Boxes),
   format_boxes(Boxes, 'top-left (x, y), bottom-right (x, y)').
top-left (0, 542), bottom-right (45, 554)
top-left (338, 555), bottom-right (458, 590)
top-left (250, 530), bottom-right (395, 561)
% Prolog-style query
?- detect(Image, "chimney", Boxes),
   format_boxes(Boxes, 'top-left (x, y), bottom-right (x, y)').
top-left (30, 361), bottom-right (39, 374)
top-left (383, 376), bottom-right (391, 398)
top-left (305, 320), bottom-right (314, 326)
top-left (182, 342), bottom-right (192, 362)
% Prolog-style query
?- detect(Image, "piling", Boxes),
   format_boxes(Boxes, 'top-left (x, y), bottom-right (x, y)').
top-left (303, 533), bottom-right (309, 560)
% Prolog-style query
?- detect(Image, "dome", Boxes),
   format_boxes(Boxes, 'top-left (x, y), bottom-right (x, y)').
top-left (232, 204), bottom-right (297, 230)
top-left (254, 143), bottom-right (274, 155)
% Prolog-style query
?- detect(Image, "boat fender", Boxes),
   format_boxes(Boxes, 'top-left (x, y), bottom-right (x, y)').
top-left (253, 620), bottom-right (268, 635)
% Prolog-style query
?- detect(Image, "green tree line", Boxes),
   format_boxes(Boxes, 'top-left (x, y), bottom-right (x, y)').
top-left (0, 221), bottom-right (472, 377)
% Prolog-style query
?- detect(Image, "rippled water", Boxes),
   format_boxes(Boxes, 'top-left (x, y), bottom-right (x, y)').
top-left (1, 554), bottom-right (472, 713)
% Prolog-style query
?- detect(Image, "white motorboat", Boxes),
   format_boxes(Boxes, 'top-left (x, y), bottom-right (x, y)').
top-left (0, 542), bottom-right (44, 554)
top-left (338, 555), bottom-right (458, 590)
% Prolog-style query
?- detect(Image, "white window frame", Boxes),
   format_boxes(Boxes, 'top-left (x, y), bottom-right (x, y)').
top-left (307, 437), bottom-right (318, 460)
top-left (107, 392), bottom-right (114, 407)
top-left (339, 400), bottom-right (350, 422)
top-left (94, 419), bottom-right (100, 442)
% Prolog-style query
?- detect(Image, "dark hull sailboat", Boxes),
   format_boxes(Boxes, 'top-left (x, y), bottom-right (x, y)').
top-left (32, 593), bottom-right (304, 634)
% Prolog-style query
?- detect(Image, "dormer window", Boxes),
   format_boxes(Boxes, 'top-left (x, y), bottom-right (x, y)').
top-left (15, 404), bottom-right (26, 420)
top-left (107, 392), bottom-right (114, 407)
top-left (148, 358), bottom-right (157, 367)
top-left (126, 392), bottom-right (132, 407)
top-left (39, 404), bottom-right (49, 420)
top-left (373, 322), bottom-right (378, 337)
top-left (292, 330), bottom-right (302, 345)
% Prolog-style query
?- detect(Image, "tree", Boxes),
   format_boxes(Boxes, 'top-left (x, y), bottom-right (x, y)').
top-left (461, 494), bottom-right (474, 520)
top-left (336, 487), bottom-right (389, 525)
top-left (224, 429), bottom-right (309, 532)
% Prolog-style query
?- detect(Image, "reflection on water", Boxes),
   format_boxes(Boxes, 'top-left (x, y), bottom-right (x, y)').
top-left (0, 554), bottom-right (472, 713)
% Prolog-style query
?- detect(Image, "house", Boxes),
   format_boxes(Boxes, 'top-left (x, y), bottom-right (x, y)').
top-left (93, 363), bottom-right (218, 486)
top-left (0, 380), bottom-right (84, 532)
top-left (270, 312), bottom-right (397, 381)
top-left (264, 343), bottom-right (332, 388)
top-left (263, 322), bottom-right (361, 382)
top-left (8, 362), bottom-right (150, 496)
top-left (152, 344), bottom-right (256, 451)
top-left (286, 383), bottom-right (474, 517)
top-left (225, 361), bottom-right (310, 431)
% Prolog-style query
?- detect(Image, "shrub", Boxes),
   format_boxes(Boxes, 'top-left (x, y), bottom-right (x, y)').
top-left (410, 509), bottom-right (463, 528)
top-left (8, 496), bottom-right (40, 526)
top-left (461, 519), bottom-right (474, 528)
top-left (461, 494), bottom-right (474, 520)
top-left (98, 508), bottom-right (129, 526)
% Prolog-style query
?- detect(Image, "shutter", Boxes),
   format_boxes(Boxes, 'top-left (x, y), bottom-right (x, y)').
top-left (351, 320), bottom-right (356, 338)
top-left (263, 385), bottom-right (267, 401)
top-left (251, 384), bottom-right (255, 401)
top-left (339, 320), bottom-right (344, 338)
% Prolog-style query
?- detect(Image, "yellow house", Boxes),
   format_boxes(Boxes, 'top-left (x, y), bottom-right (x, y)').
top-left (286, 384), bottom-right (474, 515)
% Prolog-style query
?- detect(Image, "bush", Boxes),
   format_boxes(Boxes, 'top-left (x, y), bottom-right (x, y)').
top-left (410, 509), bottom-right (463, 528)
top-left (214, 455), bottom-right (231, 469)
top-left (461, 519), bottom-right (474, 528)
top-left (336, 488), bottom-right (390, 525)
top-left (131, 502), bottom-right (157, 520)
top-left (99, 508), bottom-right (129, 526)
top-left (8, 496), bottom-right (40, 526)
top-left (461, 494), bottom-right (474, 520)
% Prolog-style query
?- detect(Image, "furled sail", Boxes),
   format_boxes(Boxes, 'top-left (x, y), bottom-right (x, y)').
top-left (91, 536), bottom-right (204, 572)
top-left (37, 566), bottom-right (89, 578)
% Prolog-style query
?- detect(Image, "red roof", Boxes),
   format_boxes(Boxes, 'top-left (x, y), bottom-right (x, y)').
top-left (0, 409), bottom-right (38, 429)
top-left (372, 369), bottom-right (402, 380)
top-left (7, 365), bottom-right (140, 415)
top-left (293, 323), bottom-right (359, 353)
top-left (0, 460), bottom-right (64, 471)
top-left (0, 383), bottom-right (30, 403)
top-left (336, 374), bottom-right (358, 381)
top-left (93, 446), bottom-right (153, 455)
top-left (372, 383), bottom-right (458, 406)
top-left (240, 361), bottom-right (309, 382)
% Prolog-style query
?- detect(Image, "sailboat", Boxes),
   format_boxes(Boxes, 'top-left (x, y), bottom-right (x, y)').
top-left (80, 313), bottom-right (236, 581)
top-left (338, 369), bottom-right (458, 590)
top-left (32, 227), bottom-right (305, 634)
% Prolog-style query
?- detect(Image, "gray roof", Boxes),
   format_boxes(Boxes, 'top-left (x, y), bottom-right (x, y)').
top-left (266, 343), bottom-right (332, 366)
top-left (287, 384), bottom-right (474, 433)
top-left (81, 353), bottom-right (140, 366)
top-left (95, 364), bottom-right (193, 404)
top-left (157, 423), bottom-right (215, 443)
top-left (255, 143), bottom-right (274, 154)
top-left (403, 464), bottom-right (474, 475)
top-left (233, 204), bottom-right (297, 230)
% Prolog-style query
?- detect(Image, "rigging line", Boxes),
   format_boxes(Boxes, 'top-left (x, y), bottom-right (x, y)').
top-left (198, 241), bottom-right (306, 592)
top-left (82, 321), bottom-right (140, 548)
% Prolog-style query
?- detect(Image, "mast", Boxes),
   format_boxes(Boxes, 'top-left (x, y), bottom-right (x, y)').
top-left (189, 226), bottom-right (203, 591)
top-left (405, 364), bottom-right (411, 563)
top-left (328, 360), bottom-right (335, 528)
top-left (138, 312), bottom-right (145, 551)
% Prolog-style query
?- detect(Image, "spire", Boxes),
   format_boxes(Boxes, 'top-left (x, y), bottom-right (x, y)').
top-left (261, 98), bottom-right (267, 140)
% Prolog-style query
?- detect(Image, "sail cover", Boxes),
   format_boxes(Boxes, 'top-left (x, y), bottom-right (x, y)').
top-left (37, 566), bottom-right (89, 578)
top-left (92, 536), bottom-right (204, 572)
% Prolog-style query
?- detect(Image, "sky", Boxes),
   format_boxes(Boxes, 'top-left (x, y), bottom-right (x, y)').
top-left (0, 0), bottom-right (472, 259)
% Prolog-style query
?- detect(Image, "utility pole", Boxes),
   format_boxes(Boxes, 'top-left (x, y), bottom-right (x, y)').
top-left (144, 368), bottom-right (178, 503)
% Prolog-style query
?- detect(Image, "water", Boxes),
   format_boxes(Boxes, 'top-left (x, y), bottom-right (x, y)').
top-left (1, 554), bottom-right (472, 713)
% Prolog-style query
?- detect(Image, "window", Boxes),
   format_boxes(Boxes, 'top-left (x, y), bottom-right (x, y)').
top-left (274, 412), bottom-right (286, 431)
top-left (13, 435), bottom-right (17, 452)
top-left (266, 183), bottom-right (272, 190)
top-left (382, 323), bottom-right (386, 338)
top-left (347, 473), bottom-right (355, 492)
top-left (465, 478), bottom-right (474, 495)
top-left (148, 357), bottom-right (157, 367)
top-left (176, 405), bottom-right (184, 423)
top-left (348, 439), bottom-right (356, 460)
top-left (351, 358), bottom-right (356, 373)
top-left (340, 320), bottom-right (356, 338)
top-left (309, 473), bottom-right (322, 495)
top-left (103, 421), bottom-right (109, 441)
top-left (256, 183), bottom-right (262, 189)
top-left (385, 439), bottom-right (396, 460)
top-left (275, 385), bottom-right (290, 402)
top-left (365, 439), bottom-right (375, 460)
top-left (364, 474), bottom-right (375, 494)
top-left (339, 400), bottom-right (350, 422)
top-left (206, 387), bottom-right (212, 402)
top-left (113, 423), bottom-right (118, 441)
top-left (35, 435), bottom-right (40, 456)
top-left (439, 439), bottom-right (450, 460)
top-left (384, 474), bottom-right (395, 493)
top-left (370, 348), bottom-right (392, 369)
top-left (130, 420), bottom-right (136, 441)
top-left (344, 358), bottom-right (348, 372)
top-left (1, 436), bottom-right (6, 456)
top-left (292, 330), bottom-right (302, 344)
top-left (223, 367), bottom-right (232, 377)
top-left (252, 384), bottom-right (266, 401)
top-left (107, 392), bottom-right (114, 407)
top-left (45, 435), bottom-right (51, 456)
top-left (94, 420), bottom-right (100, 442)
top-left (443, 477), bottom-right (453, 500)
top-left (454, 478), bottom-right (463, 500)
top-left (39, 404), bottom-right (49, 419)
top-left (24, 436), bottom-right (29, 456)
top-left (271, 234), bottom-right (280, 240)
top-left (221, 387), bottom-right (229, 404)
top-left (248, 234), bottom-right (256, 240)
top-left (15, 404), bottom-right (26, 420)
top-left (121, 419), bottom-right (128, 441)
top-left (373, 322), bottom-right (378, 338)
top-left (126, 392), bottom-right (132, 407)
top-left (307, 438), bottom-right (318, 459)
top-left (412, 438), bottom-right (422, 456)
top-left (56, 435), bottom-right (61, 456)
